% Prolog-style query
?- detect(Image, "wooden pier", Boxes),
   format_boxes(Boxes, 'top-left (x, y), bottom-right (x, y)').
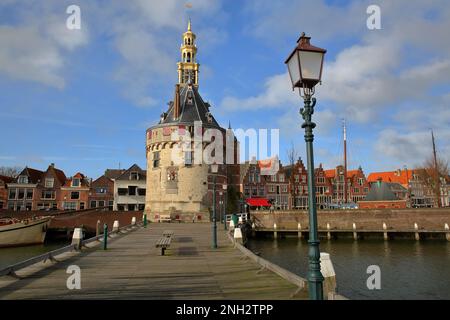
top-left (0, 223), bottom-right (308, 300)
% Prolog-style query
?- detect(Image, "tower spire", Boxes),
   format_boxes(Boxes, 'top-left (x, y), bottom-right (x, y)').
top-left (177, 19), bottom-right (199, 86)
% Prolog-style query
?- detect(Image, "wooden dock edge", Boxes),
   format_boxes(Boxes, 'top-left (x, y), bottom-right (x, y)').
top-left (227, 232), bottom-right (348, 300)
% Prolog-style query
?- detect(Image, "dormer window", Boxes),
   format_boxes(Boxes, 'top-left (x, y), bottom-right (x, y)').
top-left (72, 178), bottom-right (80, 187)
top-left (45, 178), bottom-right (54, 188)
top-left (18, 176), bottom-right (28, 184)
top-left (130, 172), bottom-right (139, 180)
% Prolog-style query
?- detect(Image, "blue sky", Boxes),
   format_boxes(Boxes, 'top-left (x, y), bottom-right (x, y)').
top-left (1, 0), bottom-right (450, 179)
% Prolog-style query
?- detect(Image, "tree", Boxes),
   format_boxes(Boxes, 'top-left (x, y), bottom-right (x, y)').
top-left (226, 185), bottom-right (239, 214)
top-left (416, 156), bottom-right (449, 208)
top-left (0, 166), bottom-right (22, 178)
top-left (286, 141), bottom-right (299, 210)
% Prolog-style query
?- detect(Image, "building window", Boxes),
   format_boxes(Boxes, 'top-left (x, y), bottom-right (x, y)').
top-left (8, 189), bottom-right (16, 199)
top-left (0, 201), bottom-right (3, 209)
top-left (138, 188), bottom-right (146, 196)
top-left (26, 189), bottom-right (33, 199)
top-left (130, 172), bottom-right (139, 180)
top-left (252, 188), bottom-right (257, 196)
top-left (138, 204), bottom-right (145, 211)
top-left (185, 151), bottom-right (193, 167)
top-left (8, 202), bottom-right (15, 210)
top-left (127, 204), bottom-right (136, 211)
top-left (80, 202), bottom-right (85, 210)
top-left (118, 188), bottom-right (127, 196)
top-left (96, 187), bottom-right (107, 194)
top-left (117, 204), bottom-right (125, 211)
top-left (18, 176), bottom-right (28, 184)
top-left (45, 178), bottom-right (54, 188)
top-left (318, 177), bottom-right (325, 183)
top-left (98, 200), bottom-right (105, 207)
top-left (295, 175), bottom-right (300, 183)
top-left (244, 187), bottom-right (250, 197)
top-left (354, 188), bottom-right (359, 193)
top-left (153, 151), bottom-right (160, 168)
top-left (108, 201), bottom-right (113, 210)
top-left (70, 192), bottom-right (80, 200)
top-left (42, 191), bottom-right (55, 199)
top-left (358, 178), bottom-right (364, 186)
top-left (271, 175), bottom-right (277, 182)
top-left (72, 178), bottom-right (80, 187)
top-left (90, 200), bottom-right (97, 208)
top-left (64, 202), bottom-right (77, 210)
top-left (279, 174), bottom-right (285, 182)
top-left (259, 187), bottom-right (265, 197)
top-left (18, 189), bottom-right (25, 199)
top-left (364, 188), bottom-right (369, 193)
top-left (128, 186), bottom-right (137, 196)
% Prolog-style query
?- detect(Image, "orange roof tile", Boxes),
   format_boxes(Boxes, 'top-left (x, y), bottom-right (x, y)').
top-left (367, 169), bottom-right (414, 186)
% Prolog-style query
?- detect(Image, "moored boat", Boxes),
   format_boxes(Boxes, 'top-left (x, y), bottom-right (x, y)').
top-left (0, 216), bottom-right (51, 248)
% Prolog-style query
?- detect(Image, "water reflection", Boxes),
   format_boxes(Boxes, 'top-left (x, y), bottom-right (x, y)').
top-left (247, 237), bottom-right (450, 300)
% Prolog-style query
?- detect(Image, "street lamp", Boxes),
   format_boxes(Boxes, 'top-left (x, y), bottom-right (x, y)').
top-left (222, 184), bottom-right (227, 229)
top-left (285, 32), bottom-right (326, 300)
top-left (211, 163), bottom-right (219, 249)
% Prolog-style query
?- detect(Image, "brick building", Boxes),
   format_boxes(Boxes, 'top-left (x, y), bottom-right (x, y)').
top-left (89, 174), bottom-right (115, 210)
top-left (60, 172), bottom-right (90, 210)
top-left (6, 167), bottom-right (44, 211)
top-left (324, 165), bottom-right (370, 205)
top-left (0, 175), bottom-right (14, 210)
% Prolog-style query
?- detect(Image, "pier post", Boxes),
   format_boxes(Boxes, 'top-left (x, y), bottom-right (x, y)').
top-left (326, 223), bottom-right (331, 240)
top-left (239, 216), bottom-right (243, 225)
top-left (71, 228), bottom-right (83, 250)
top-left (251, 222), bottom-right (256, 237)
top-left (96, 220), bottom-right (101, 237)
top-left (234, 226), bottom-right (243, 245)
top-left (113, 220), bottom-right (120, 233)
top-left (298, 222), bottom-right (302, 239)
top-left (103, 224), bottom-right (108, 250)
top-left (143, 213), bottom-right (148, 228)
top-left (132, 217), bottom-right (136, 226)
top-left (229, 219), bottom-right (235, 231)
top-left (352, 222), bottom-right (357, 240)
top-left (445, 223), bottom-right (450, 241)
top-left (383, 222), bottom-right (388, 241)
top-left (320, 252), bottom-right (337, 299)
top-left (273, 223), bottom-right (277, 239)
top-left (414, 223), bottom-right (420, 241)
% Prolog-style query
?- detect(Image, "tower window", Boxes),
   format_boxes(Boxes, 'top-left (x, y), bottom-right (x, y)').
top-left (187, 52), bottom-right (191, 62)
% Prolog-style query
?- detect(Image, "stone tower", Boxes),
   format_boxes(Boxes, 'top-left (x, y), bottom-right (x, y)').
top-left (145, 21), bottom-right (239, 222)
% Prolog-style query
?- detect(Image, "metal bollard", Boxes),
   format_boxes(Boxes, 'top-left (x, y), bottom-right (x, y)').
top-left (144, 213), bottom-right (148, 228)
top-left (103, 224), bottom-right (108, 250)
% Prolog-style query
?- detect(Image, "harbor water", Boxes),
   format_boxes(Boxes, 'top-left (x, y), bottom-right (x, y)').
top-left (0, 240), bottom-right (70, 270)
top-left (246, 237), bottom-right (450, 300)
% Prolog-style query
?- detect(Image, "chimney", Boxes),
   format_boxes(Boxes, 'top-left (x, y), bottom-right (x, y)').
top-left (50, 163), bottom-right (55, 168)
top-left (174, 84), bottom-right (180, 119)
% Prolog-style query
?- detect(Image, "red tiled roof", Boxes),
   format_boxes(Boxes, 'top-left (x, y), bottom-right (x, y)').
top-left (367, 170), bottom-right (414, 186)
top-left (0, 175), bottom-right (14, 183)
top-left (24, 167), bottom-right (44, 183)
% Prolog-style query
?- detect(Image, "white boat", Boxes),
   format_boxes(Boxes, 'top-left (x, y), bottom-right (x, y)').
top-left (0, 216), bottom-right (51, 248)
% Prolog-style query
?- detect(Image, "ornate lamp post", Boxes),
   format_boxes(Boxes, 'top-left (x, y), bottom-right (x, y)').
top-left (285, 32), bottom-right (326, 300)
top-left (222, 184), bottom-right (227, 229)
top-left (211, 163), bottom-right (219, 249)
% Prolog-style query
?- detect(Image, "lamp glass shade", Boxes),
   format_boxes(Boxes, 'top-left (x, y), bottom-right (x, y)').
top-left (222, 184), bottom-right (227, 190)
top-left (299, 50), bottom-right (324, 83)
top-left (211, 164), bottom-right (219, 173)
top-left (286, 52), bottom-right (301, 89)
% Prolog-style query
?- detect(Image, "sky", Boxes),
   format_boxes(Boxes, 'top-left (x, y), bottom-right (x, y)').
top-left (1, 0), bottom-right (449, 179)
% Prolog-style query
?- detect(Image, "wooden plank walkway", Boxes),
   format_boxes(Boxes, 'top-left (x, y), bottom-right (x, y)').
top-left (0, 223), bottom-right (308, 300)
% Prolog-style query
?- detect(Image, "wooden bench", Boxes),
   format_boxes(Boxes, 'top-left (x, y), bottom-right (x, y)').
top-left (159, 214), bottom-right (172, 223)
top-left (163, 230), bottom-right (174, 238)
top-left (155, 236), bottom-right (172, 256)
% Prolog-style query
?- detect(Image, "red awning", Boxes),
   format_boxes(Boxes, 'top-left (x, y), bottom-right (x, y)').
top-left (246, 198), bottom-right (271, 207)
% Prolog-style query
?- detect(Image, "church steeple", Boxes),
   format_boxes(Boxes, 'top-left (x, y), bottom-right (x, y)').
top-left (177, 19), bottom-right (199, 86)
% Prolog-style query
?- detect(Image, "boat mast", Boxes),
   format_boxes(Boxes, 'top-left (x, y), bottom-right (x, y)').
top-left (431, 130), bottom-right (441, 207)
top-left (343, 119), bottom-right (348, 204)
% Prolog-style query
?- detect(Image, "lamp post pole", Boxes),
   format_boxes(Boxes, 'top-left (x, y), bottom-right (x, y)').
top-left (285, 32), bottom-right (326, 300)
top-left (212, 173), bottom-right (217, 249)
top-left (301, 94), bottom-right (324, 300)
